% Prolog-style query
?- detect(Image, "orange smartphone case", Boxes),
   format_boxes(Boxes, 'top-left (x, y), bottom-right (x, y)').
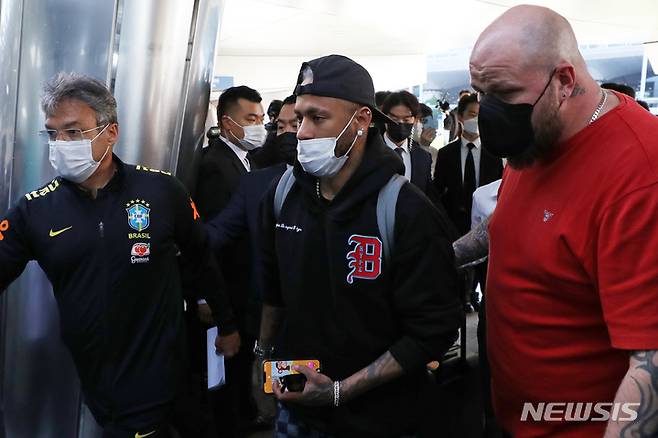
top-left (262, 359), bottom-right (321, 393)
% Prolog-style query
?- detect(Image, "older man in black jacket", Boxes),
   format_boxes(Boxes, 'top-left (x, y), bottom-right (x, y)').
top-left (0, 73), bottom-right (237, 438)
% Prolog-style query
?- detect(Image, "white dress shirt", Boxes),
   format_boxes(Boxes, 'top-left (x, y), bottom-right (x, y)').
top-left (384, 133), bottom-right (412, 180)
top-left (471, 179), bottom-right (502, 229)
top-left (220, 135), bottom-right (251, 172)
top-left (460, 136), bottom-right (481, 187)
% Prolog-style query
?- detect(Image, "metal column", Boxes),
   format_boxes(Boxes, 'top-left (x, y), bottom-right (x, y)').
top-left (0, 0), bottom-right (224, 436)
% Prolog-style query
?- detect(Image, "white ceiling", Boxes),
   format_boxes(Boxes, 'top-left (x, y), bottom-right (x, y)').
top-left (213, 0), bottom-right (658, 99)
top-left (216, 0), bottom-right (658, 57)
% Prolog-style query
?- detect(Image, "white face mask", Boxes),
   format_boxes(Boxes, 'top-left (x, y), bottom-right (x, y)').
top-left (463, 117), bottom-right (480, 136)
top-left (48, 124), bottom-right (111, 183)
top-left (297, 110), bottom-right (359, 178)
top-left (228, 117), bottom-right (267, 150)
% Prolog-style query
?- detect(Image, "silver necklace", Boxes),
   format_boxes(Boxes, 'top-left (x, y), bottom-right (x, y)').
top-left (316, 179), bottom-right (321, 198)
top-left (589, 90), bottom-right (608, 124)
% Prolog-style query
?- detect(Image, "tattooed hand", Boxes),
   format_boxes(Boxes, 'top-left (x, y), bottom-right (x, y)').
top-left (273, 352), bottom-right (405, 407)
top-left (273, 365), bottom-right (334, 407)
top-left (606, 350), bottom-right (658, 437)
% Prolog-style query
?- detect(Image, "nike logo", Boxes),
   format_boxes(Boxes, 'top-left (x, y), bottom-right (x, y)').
top-left (135, 431), bottom-right (156, 438)
top-left (49, 226), bottom-right (73, 237)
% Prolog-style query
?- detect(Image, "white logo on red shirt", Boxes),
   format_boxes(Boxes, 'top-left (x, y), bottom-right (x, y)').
top-left (346, 235), bottom-right (382, 284)
top-left (543, 210), bottom-right (555, 223)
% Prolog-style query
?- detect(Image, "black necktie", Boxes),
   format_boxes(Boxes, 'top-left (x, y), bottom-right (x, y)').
top-left (395, 147), bottom-right (404, 159)
top-left (245, 154), bottom-right (254, 172)
top-left (463, 143), bottom-right (476, 205)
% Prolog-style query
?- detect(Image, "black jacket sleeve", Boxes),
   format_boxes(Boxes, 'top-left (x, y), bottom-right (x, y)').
top-left (388, 184), bottom-right (462, 372)
top-left (420, 150), bottom-right (441, 205)
top-left (204, 175), bottom-right (249, 253)
top-left (170, 176), bottom-right (237, 334)
top-left (433, 148), bottom-right (451, 209)
top-left (259, 178), bottom-right (284, 308)
top-left (432, 148), bottom-right (446, 193)
top-left (195, 150), bottom-right (235, 219)
top-left (0, 200), bottom-right (33, 291)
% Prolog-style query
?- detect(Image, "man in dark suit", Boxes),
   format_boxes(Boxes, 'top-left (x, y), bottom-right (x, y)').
top-left (196, 86), bottom-right (267, 217)
top-left (443, 89), bottom-right (472, 142)
top-left (194, 85), bottom-right (266, 437)
top-left (435, 93), bottom-right (503, 312)
top-left (434, 93), bottom-right (503, 236)
top-left (205, 94), bottom-right (296, 345)
top-left (204, 94), bottom-right (298, 431)
top-left (381, 91), bottom-right (435, 198)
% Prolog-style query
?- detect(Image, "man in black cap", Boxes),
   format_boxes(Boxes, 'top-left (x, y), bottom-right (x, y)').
top-left (255, 54), bottom-right (461, 437)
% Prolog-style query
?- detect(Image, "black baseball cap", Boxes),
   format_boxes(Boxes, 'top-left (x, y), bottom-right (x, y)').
top-left (294, 54), bottom-right (395, 124)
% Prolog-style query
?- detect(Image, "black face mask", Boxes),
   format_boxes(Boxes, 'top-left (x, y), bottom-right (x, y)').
top-left (478, 69), bottom-right (555, 158)
top-left (386, 122), bottom-right (414, 143)
top-left (274, 132), bottom-right (298, 165)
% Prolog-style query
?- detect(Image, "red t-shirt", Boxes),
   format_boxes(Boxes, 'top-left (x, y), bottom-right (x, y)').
top-left (488, 93), bottom-right (658, 437)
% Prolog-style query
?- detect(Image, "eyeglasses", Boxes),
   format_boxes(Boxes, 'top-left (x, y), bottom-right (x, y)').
top-left (39, 125), bottom-right (108, 142)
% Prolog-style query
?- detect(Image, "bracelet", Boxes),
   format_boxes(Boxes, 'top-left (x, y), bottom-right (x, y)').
top-left (333, 380), bottom-right (341, 407)
top-left (253, 340), bottom-right (275, 359)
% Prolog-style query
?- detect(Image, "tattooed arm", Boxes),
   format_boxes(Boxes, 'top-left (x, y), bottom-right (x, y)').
top-left (605, 350), bottom-right (658, 437)
top-left (453, 216), bottom-right (490, 268)
top-left (339, 351), bottom-right (403, 402)
top-left (273, 351), bottom-right (403, 406)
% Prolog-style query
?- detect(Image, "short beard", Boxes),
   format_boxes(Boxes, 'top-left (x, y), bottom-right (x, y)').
top-left (507, 99), bottom-right (564, 169)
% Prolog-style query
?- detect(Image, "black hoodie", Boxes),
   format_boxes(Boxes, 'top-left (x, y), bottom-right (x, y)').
top-left (261, 129), bottom-right (462, 436)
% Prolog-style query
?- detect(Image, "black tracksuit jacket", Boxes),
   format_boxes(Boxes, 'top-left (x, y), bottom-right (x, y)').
top-left (261, 130), bottom-right (462, 437)
top-left (0, 156), bottom-right (235, 430)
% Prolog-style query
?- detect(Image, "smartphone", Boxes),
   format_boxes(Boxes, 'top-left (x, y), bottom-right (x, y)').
top-left (422, 114), bottom-right (439, 131)
top-left (262, 359), bottom-right (321, 394)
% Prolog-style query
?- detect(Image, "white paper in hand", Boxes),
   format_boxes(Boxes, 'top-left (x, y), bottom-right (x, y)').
top-left (207, 326), bottom-right (226, 390)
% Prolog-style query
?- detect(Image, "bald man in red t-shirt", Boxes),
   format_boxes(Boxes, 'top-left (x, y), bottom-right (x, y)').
top-left (470, 5), bottom-right (658, 438)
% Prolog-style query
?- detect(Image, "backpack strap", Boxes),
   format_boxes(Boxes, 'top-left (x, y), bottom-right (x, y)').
top-left (376, 174), bottom-right (407, 265)
top-left (274, 165), bottom-right (295, 221)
